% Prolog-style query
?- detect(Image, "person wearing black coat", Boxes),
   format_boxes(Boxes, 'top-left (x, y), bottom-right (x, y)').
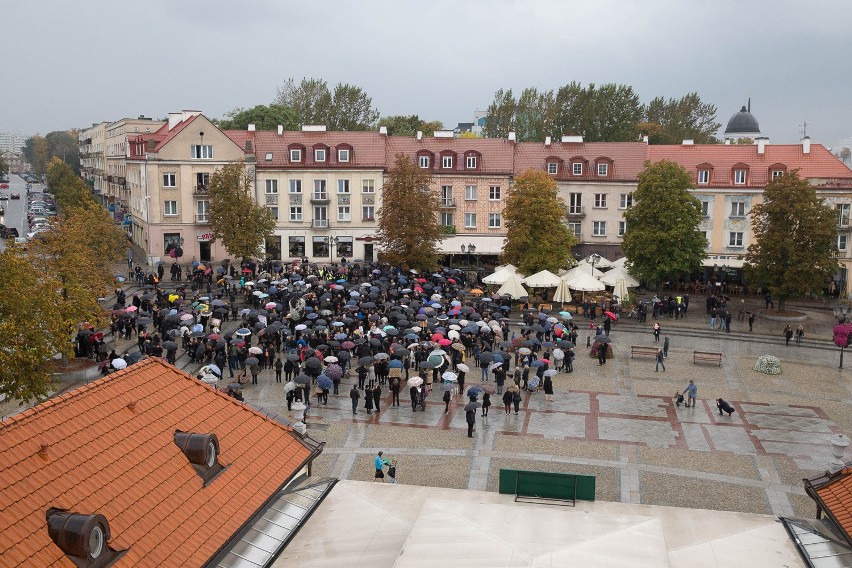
top-left (365, 385), bottom-right (374, 414)
top-left (349, 384), bottom-right (360, 414)
top-left (357, 365), bottom-right (368, 389)
top-left (274, 357), bottom-right (283, 383)
top-left (410, 386), bottom-right (419, 411)
top-left (543, 375), bottom-right (554, 402)
top-left (717, 398), bottom-right (735, 416)
top-left (443, 389), bottom-right (452, 414)
top-left (502, 390), bottom-right (513, 414)
top-left (372, 383), bottom-right (382, 413)
top-left (465, 408), bottom-right (476, 437)
top-left (481, 392), bottom-right (491, 417)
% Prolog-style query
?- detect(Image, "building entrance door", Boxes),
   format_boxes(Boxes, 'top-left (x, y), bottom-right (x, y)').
top-left (364, 244), bottom-right (374, 263)
top-left (199, 242), bottom-right (211, 263)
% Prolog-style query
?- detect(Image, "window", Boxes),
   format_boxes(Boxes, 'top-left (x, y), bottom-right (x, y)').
top-left (572, 162), bottom-right (582, 175)
top-left (288, 236), bottom-right (305, 257)
top-left (465, 185), bottom-right (477, 201)
top-left (338, 206), bottom-right (351, 221)
top-left (734, 169), bottom-right (747, 185)
top-left (839, 235), bottom-right (848, 252)
top-left (568, 222), bottom-right (581, 238)
top-left (466, 155), bottom-right (477, 169)
top-left (441, 185), bottom-right (454, 207)
top-left (465, 213), bottom-right (477, 228)
top-left (196, 172), bottom-right (209, 193)
top-left (265, 179), bottom-right (278, 194)
top-left (362, 179), bottom-right (375, 193)
top-left (163, 233), bottom-right (182, 255)
top-left (489, 186), bottom-right (501, 200)
top-left (164, 200), bottom-right (177, 216)
top-left (338, 148), bottom-right (350, 162)
top-left (697, 169), bottom-right (710, 184)
top-left (618, 220), bottom-right (627, 236)
top-left (568, 193), bottom-right (582, 215)
top-left (289, 179), bottom-right (302, 194)
top-left (619, 193), bottom-right (632, 209)
top-left (594, 193), bottom-right (607, 208)
top-left (265, 152), bottom-right (273, 161)
top-left (701, 201), bottom-right (710, 216)
top-left (729, 232), bottom-right (743, 247)
top-left (838, 204), bottom-right (851, 226)
top-left (312, 236), bottom-right (329, 257)
top-left (337, 179), bottom-right (350, 193)
top-left (592, 221), bottom-right (606, 236)
top-left (771, 170), bottom-right (784, 180)
top-left (597, 163), bottom-right (608, 177)
top-left (314, 148), bottom-right (326, 162)
top-left (440, 212), bottom-right (454, 226)
top-left (489, 213), bottom-right (501, 228)
top-left (419, 155), bottom-right (430, 168)
top-left (289, 206), bottom-right (303, 221)
top-left (313, 179), bottom-right (327, 199)
top-left (313, 206), bottom-right (328, 227)
top-left (267, 206), bottom-right (279, 221)
top-left (547, 162), bottom-right (558, 175)
top-left (290, 149), bottom-right (302, 162)
top-left (196, 200), bottom-right (209, 223)
top-left (265, 235), bottom-right (282, 260)
top-left (362, 205), bottom-right (375, 221)
top-left (191, 145), bottom-right (212, 159)
top-left (163, 173), bottom-right (176, 187)
top-left (442, 155), bottom-right (453, 169)
top-left (337, 236), bottom-right (354, 257)
top-left (731, 202), bottom-right (745, 217)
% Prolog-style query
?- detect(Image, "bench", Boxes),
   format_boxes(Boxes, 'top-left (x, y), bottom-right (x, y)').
top-left (693, 351), bottom-right (722, 366)
top-left (630, 346), bottom-right (658, 359)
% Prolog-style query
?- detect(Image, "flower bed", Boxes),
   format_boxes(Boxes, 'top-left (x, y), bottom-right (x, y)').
top-left (753, 355), bottom-right (782, 375)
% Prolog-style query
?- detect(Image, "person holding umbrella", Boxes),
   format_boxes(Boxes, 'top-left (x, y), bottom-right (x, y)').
top-left (543, 371), bottom-right (555, 402)
top-left (364, 383), bottom-right (374, 414)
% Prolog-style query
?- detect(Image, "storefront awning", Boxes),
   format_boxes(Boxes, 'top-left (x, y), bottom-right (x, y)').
top-left (702, 257), bottom-right (746, 269)
top-left (439, 235), bottom-right (505, 255)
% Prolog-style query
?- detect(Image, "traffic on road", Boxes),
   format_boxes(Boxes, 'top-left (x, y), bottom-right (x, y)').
top-left (0, 174), bottom-right (51, 250)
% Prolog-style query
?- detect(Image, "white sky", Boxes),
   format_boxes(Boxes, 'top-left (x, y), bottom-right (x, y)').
top-left (2, 0), bottom-right (850, 146)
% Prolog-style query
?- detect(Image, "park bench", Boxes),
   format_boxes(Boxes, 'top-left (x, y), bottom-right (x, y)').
top-left (693, 351), bottom-right (722, 366)
top-left (630, 345), bottom-right (658, 359)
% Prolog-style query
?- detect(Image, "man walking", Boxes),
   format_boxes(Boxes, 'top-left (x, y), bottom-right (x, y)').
top-left (465, 404), bottom-right (476, 438)
top-left (747, 311), bottom-right (755, 332)
top-left (349, 384), bottom-right (360, 414)
top-left (663, 335), bottom-right (670, 359)
top-left (682, 380), bottom-right (698, 407)
top-left (655, 348), bottom-right (666, 372)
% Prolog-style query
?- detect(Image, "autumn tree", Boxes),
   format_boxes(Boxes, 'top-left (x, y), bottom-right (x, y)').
top-left (216, 104), bottom-right (299, 131)
top-left (207, 163), bottom-right (275, 260)
top-left (377, 154), bottom-right (440, 271)
top-left (502, 170), bottom-right (576, 274)
top-left (46, 158), bottom-right (92, 209)
top-left (622, 160), bottom-right (706, 287)
top-left (0, 153), bottom-right (7, 176)
top-left (744, 171), bottom-right (837, 311)
top-left (381, 115), bottom-right (444, 137)
top-left (275, 78), bottom-right (379, 130)
top-left (641, 93), bottom-right (721, 144)
top-left (23, 135), bottom-right (51, 177)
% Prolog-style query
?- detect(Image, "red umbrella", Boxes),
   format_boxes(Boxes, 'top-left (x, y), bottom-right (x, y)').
top-left (438, 338), bottom-right (452, 346)
top-left (604, 311), bottom-right (618, 320)
top-left (430, 332), bottom-right (445, 342)
top-left (242, 268), bottom-right (252, 273)
top-left (416, 278), bottom-right (427, 283)
top-left (208, 333), bottom-right (222, 341)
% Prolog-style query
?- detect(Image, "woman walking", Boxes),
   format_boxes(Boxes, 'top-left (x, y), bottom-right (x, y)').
top-left (543, 374), bottom-right (554, 402)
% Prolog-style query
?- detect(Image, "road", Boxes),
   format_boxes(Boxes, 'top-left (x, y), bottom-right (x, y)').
top-left (0, 174), bottom-right (44, 252)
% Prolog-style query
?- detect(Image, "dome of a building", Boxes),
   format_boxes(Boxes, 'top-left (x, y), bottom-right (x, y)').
top-left (725, 106), bottom-right (761, 136)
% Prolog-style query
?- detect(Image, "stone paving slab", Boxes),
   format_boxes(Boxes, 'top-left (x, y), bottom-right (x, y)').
top-left (639, 472), bottom-right (772, 515)
top-left (598, 394), bottom-right (670, 418)
top-left (744, 413), bottom-right (834, 433)
top-left (702, 424), bottom-right (758, 454)
top-left (526, 412), bottom-right (587, 439)
top-left (737, 403), bottom-right (819, 417)
top-left (598, 417), bottom-right (678, 448)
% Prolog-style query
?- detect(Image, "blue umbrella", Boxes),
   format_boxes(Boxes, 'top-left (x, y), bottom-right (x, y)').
top-left (191, 323), bottom-right (204, 333)
top-left (530, 360), bottom-right (545, 368)
top-left (316, 375), bottom-right (333, 390)
top-left (388, 359), bottom-right (404, 368)
top-left (467, 386), bottom-right (483, 398)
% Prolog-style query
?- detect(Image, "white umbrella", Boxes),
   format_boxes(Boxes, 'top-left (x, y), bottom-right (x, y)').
top-left (493, 263), bottom-right (518, 273)
top-left (611, 257), bottom-right (629, 269)
top-left (614, 278), bottom-right (629, 304)
top-left (496, 273), bottom-right (528, 299)
top-left (482, 267), bottom-right (523, 285)
top-left (522, 270), bottom-right (561, 288)
top-left (599, 267), bottom-right (640, 288)
top-left (567, 272), bottom-right (606, 292)
top-left (553, 276), bottom-right (573, 304)
top-left (579, 255), bottom-right (614, 269)
top-left (563, 264), bottom-right (604, 280)
top-left (111, 358), bottom-right (127, 370)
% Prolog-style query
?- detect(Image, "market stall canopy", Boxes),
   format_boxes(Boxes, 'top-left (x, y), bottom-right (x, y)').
top-left (522, 270), bottom-right (561, 288)
top-left (577, 256), bottom-right (614, 270)
top-left (562, 264), bottom-right (604, 280)
top-left (552, 276), bottom-right (573, 304)
top-left (439, 235), bottom-right (504, 255)
top-left (483, 267), bottom-right (525, 285)
top-left (496, 273), bottom-right (528, 299)
top-left (614, 278), bottom-right (629, 302)
top-left (567, 271), bottom-right (606, 292)
top-left (611, 257), bottom-right (629, 269)
top-left (599, 267), bottom-right (640, 288)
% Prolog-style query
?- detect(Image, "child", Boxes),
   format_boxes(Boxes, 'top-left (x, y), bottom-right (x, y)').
top-left (674, 391), bottom-right (685, 407)
top-left (387, 460), bottom-right (397, 484)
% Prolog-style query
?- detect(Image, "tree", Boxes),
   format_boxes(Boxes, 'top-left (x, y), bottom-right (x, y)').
top-left (207, 163), bottom-right (275, 259)
top-left (514, 88), bottom-right (555, 142)
top-left (0, 153), bottom-right (7, 176)
top-left (744, 171), bottom-right (837, 311)
top-left (23, 135), bottom-right (51, 177)
top-left (329, 83), bottom-right (380, 130)
top-left (216, 104), bottom-right (299, 131)
top-left (582, 83), bottom-right (643, 142)
top-left (45, 130), bottom-right (80, 174)
top-left (380, 115), bottom-right (444, 137)
top-left (46, 157), bottom-right (91, 209)
top-left (642, 93), bottom-right (721, 144)
top-left (275, 78), bottom-right (380, 130)
top-left (622, 160), bottom-right (706, 287)
top-left (377, 154), bottom-right (441, 270)
top-left (502, 170), bottom-right (576, 274)
top-left (552, 81), bottom-right (589, 138)
top-left (483, 88), bottom-right (516, 138)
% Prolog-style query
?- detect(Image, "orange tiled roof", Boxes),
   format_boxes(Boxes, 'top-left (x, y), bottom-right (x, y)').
top-left (0, 358), bottom-right (315, 567)
top-left (254, 130), bottom-right (388, 169)
top-left (387, 136), bottom-right (515, 174)
top-left (513, 141), bottom-right (649, 181)
top-left (814, 468), bottom-right (852, 542)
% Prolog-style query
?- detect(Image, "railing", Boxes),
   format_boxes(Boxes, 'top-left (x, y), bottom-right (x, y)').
top-left (196, 214), bottom-right (209, 224)
top-left (311, 193), bottom-right (329, 203)
top-left (839, 216), bottom-right (851, 229)
top-left (193, 185), bottom-right (209, 195)
top-left (440, 199), bottom-right (456, 208)
top-left (566, 206), bottom-right (585, 217)
top-left (362, 216), bottom-right (375, 222)
top-left (440, 225), bottom-right (456, 235)
top-left (312, 219), bottom-right (329, 228)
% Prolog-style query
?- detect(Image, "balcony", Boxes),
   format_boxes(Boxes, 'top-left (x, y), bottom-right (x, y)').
top-left (362, 217), bottom-right (375, 223)
top-left (193, 185), bottom-right (209, 196)
top-left (310, 192), bottom-right (330, 204)
top-left (440, 225), bottom-right (456, 235)
top-left (312, 219), bottom-right (329, 229)
top-left (440, 198), bottom-right (456, 208)
top-left (196, 214), bottom-right (209, 224)
top-left (565, 206), bottom-right (585, 218)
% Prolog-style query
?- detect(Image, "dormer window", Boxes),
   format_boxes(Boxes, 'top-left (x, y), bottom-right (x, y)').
top-left (465, 154), bottom-right (478, 169)
top-left (191, 145), bottom-right (213, 159)
top-left (597, 163), bottom-right (608, 177)
top-left (733, 169), bottom-right (747, 185)
top-left (771, 170), bottom-right (784, 180)
top-left (289, 148), bottom-right (302, 162)
top-left (419, 155), bottom-right (430, 168)
top-left (174, 431), bottom-right (225, 486)
top-left (314, 148), bottom-right (326, 162)
top-left (338, 148), bottom-right (350, 163)
top-left (442, 155), bottom-right (453, 169)
top-left (547, 162), bottom-right (558, 175)
top-left (572, 163), bottom-right (582, 175)
top-left (697, 169), bottom-right (710, 184)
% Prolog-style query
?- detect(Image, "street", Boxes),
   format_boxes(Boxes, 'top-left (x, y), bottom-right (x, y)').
top-left (0, 174), bottom-right (41, 251)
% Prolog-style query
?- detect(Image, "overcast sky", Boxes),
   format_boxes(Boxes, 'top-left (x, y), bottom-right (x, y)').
top-left (3, 0), bottom-right (850, 146)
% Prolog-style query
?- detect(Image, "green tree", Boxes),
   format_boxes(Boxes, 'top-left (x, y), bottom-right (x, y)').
top-left (216, 104), bottom-right (299, 131)
top-left (0, 153), bottom-right (7, 176)
top-left (46, 157), bottom-right (91, 209)
top-left (744, 171), bottom-right (837, 311)
top-left (207, 163), bottom-right (275, 259)
top-left (381, 115), bottom-right (444, 137)
top-left (377, 154), bottom-right (440, 270)
top-left (275, 78), bottom-right (379, 130)
top-left (23, 135), bottom-right (51, 177)
top-left (514, 87), bottom-right (555, 142)
top-left (483, 88), bottom-right (516, 138)
top-left (552, 81), bottom-right (589, 138)
top-left (502, 170), bottom-right (576, 274)
top-left (582, 83), bottom-right (643, 142)
top-left (622, 160), bottom-right (706, 287)
top-left (641, 93), bottom-right (721, 144)
top-left (329, 83), bottom-right (380, 130)
top-left (45, 130), bottom-right (80, 174)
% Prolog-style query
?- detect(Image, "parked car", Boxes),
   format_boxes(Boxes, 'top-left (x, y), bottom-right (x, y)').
top-left (2, 227), bottom-right (20, 238)
top-left (0, 183), bottom-right (8, 189)
top-left (0, 193), bottom-right (8, 200)
top-left (10, 193), bottom-right (20, 199)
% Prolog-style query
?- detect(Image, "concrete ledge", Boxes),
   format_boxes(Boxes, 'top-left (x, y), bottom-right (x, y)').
top-left (759, 309), bottom-right (807, 322)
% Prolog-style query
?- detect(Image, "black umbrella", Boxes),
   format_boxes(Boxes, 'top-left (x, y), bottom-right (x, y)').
top-left (594, 336), bottom-right (613, 344)
top-left (244, 356), bottom-right (260, 367)
top-left (287, 353), bottom-right (301, 362)
top-left (294, 373), bottom-right (311, 385)
top-left (358, 356), bottom-right (374, 366)
top-left (464, 401), bottom-right (482, 411)
top-left (304, 357), bottom-right (322, 370)
top-left (162, 341), bottom-right (178, 351)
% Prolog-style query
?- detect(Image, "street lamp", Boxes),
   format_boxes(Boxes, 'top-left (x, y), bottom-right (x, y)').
top-left (469, 244), bottom-right (477, 268)
top-left (589, 253), bottom-right (601, 274)
top-left (327, 236), bottom-right (339, 263)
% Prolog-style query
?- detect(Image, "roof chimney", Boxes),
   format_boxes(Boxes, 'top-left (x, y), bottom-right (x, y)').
top-left (277, 125), bottom-right (283, 136)
top-left (247, 124), bottom-right (256, 132)
top-left (379, 126), bottom-right (388, 136)
top-left (724, 139), bottom-right (731, 145)
top-left (147, 138), bottom-right (156, 152)
top-left (803, 136), bottom-right (811, 155)
top-left (508, 131), bottom-right (516, 142)
top-left (544, 136), bottom-right (551, 146)
top-left (682, 139), bottom-right (694, 146)
top-left (643, 135), bottom-right (649, 144)
top-left (561, 135), bottom-right (584, 144)
top-left (301, 125), bottom-right (327, 132)
top-left (433, 130), bottom-right (454, 138)
top-left (757, 138), bottom-right (766, 155)
top-left (168, 112), bottom-right (182, 131)
top-left (416, 131), bottom-right (423, 141)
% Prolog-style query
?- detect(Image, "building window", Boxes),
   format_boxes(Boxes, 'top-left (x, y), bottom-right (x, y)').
top-left (164, 200), bottom-right (177, 216)
top-left (314, 148), bottom-right (326, 162)
top-left (163, 233), bottom-right (182, 255)
top-left (265, 152), bottom-right (273, 162)
top-left (440, 212), bottom-right (454, 227)
top-left (466, 155), bottom-right (477, 169)
top-left (568, 222), bottom-right (581, 238)
top-left (489, 186), bottom-right (501, 200)
top-left (290, 149), bottom-right (302, 162)
top-left (594, 193), bottom-right (607, 208)
top-left (464, 213), bottom-right (477, 228)
top-left (191, 145), bottom-right (213, 159)
top-left (338, 149), bottom-right (350, 162)
top-left (267, 206), bottom-right (279, 221)
top-left (441, 185), bottom-right (454, 207)
top-left (839, 235), bottom-right (848, 252)
top-left (362, 179), bottom-right (375, 193)
top-left (568, 193), bottom-right (582, 215)
top-left (362, 205), bottom-right (375, 221)
top-left (734, 169), bottom-right (747, 185)
top-left (419, 155), bottom-right (430, 168)
top-left (837, 204), bottom-right (851, 227)
top-left (592, 221), bottom-right (606, 236)
top-left (265, 235), bottom-right (282, 260)
top-left (701, 201), bottom-right (710, 216)
top-left (597, 163), bottom-right (608, 177)
top-left (290, 206), bottom-right (302, 222)
top-left (337, 206), bottom-right (351, 221)
top-left (465, 185), bottom-right (477, 201)
top-left (196, 200), bottom-right (209, 223)
top-left (619, 193), bottom-right (632, 209)
top-left (618, 220), bottom-right (626, 236)
top-left (731, 202), bottom-right (745, 217)
top-left (572, 162), bottom-right (582, 175)
top-left (337, 179), bottom-right (350, 193)
top-left (697, 169), bottom-right (710, 184)
top-left (163, 173), bottom-right (176, 187)
top-left (313, 179), bottom-right (327, 199)
top-left (312, 236), bottom-right (330, 257)
top-left (442, 155), bottom-right (453, 169)
top-left (336, 236), bottom-right (353, 257)
top-left (771, 170), bottom-right (784, 180)
top-left (489, 213), bottom-right (501, 228)
top-left (289, 179), bottom-right (302, 194)
top-left (288, 236), bottom-right (305, 257)
top-left (729, 232), bottom-right (743, 247)
top-left (547, 162), bottom-right (558, 175)
top-left (265, 179), bottom-right (278, 194)
top-left (313, 206), bottom-right (328, 226)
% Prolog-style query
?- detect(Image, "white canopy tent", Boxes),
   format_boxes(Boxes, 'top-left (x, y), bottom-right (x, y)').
top-left (567, 272), bottom-right (606, 292)
top-left (493, 263), bottom-right (518, 274)
top-left (482, 267), bottom-right (524, 286)
top-left (552, 276), bottom-right (573, 304)
top-left (496, 273), bottom-right (529, 299)
top-left (563, 264), bottom-right (605, 280)
top-left (614, 278), bottom-right (629, 303)
top-left (599, 267), bottom-right (640, 288)
top-left (577, 257), bottom-right (614, 270)
top-left (611, 257), bottom-right (629, 269)
top-left (522, 270), bottom-right (561, 288)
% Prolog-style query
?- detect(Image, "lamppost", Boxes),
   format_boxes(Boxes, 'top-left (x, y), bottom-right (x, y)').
top-left (326, 236), bottom-right (339, 263)
top-left (589, 253), bottom-right (601, 274)
top-left (461, 243), bottom-right (476, 267)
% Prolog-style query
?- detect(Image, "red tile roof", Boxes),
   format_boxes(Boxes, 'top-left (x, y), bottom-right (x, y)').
top-left (0, 358), bottom-right (315, 567)
top-left (809, 467), bottom-right (852, 545)
top-left (254, 131), bottom-right (387, 169)
top-left (513, 141), bottom-right (649, 181)
top-left (648, 143), bottom-right (852, 187)
top-left (387, 136), bottom-right (515, 174)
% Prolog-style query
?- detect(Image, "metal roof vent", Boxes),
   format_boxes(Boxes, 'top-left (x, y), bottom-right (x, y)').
top-left (46, 508), bottom-right (124, 567)
top-left (174, 431), bottom-right (225, 486)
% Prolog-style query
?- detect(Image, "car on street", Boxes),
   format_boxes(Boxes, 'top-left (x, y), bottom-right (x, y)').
top-left (0, 193), bottom-right (8, 200)
top-left (1, 227), bottom-right (20, 238)
top-left (10, 193), bottom-right (20, 199)
top-left (0, 183), bottom-right (8, 189)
